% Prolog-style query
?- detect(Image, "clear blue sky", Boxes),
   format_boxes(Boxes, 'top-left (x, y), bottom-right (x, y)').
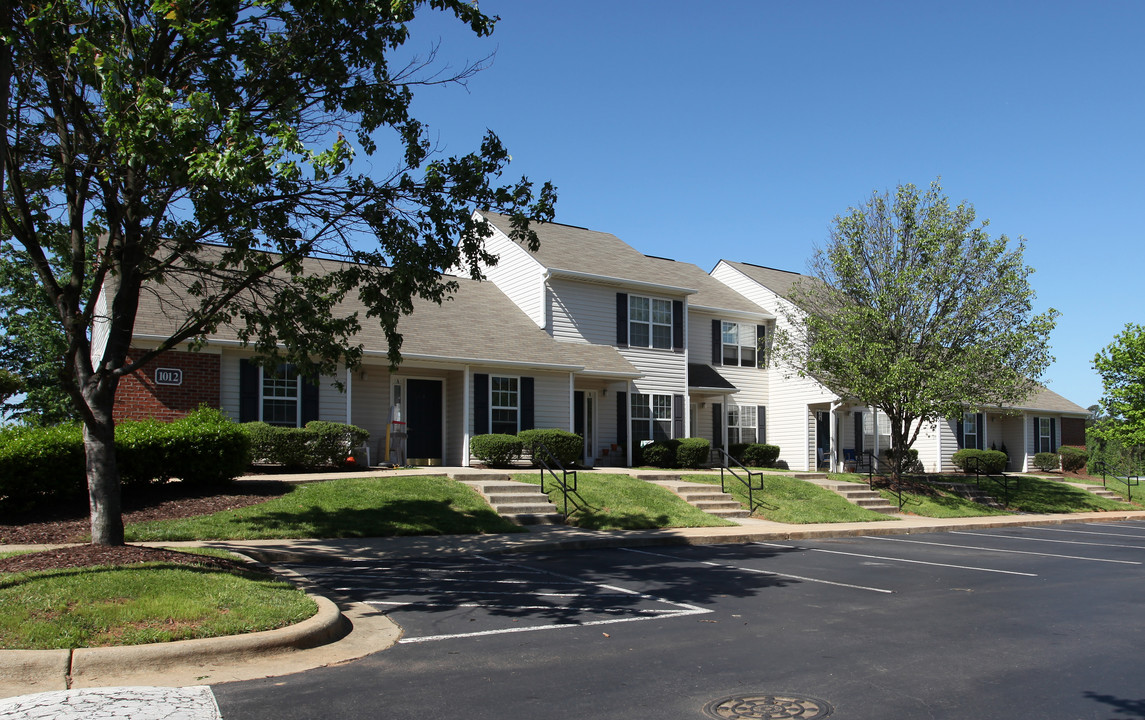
top-left (398, 0), bottom-right (1143, 410)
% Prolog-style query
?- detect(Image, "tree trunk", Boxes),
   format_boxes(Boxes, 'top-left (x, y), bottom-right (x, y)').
top-left (83, 388), bottom-right (124, 546)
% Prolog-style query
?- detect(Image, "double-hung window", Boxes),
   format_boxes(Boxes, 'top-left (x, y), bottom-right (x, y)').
top-left (963, 412), bottom-right (979, 450)
top-left (629, 296), bottom-right (673, 349)
top-left (1038, 417), bottom-right (1053, 453)
top-left (727, 404), bottom-right (757, 444)
top-left (721, 322), bottom-right (757, 367)
top-left (491, 376), bottom-right (519, 435)
top-left (632, 393), bottom-right (672, 442)
top-left (262, 363), bottom-right (301, 427)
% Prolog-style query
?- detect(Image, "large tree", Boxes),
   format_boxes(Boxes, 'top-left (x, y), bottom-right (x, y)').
top-left (1092, 323), bottom-right (1145, 451)
top-left (1, 0), bottom-right (555, 544)
top-left (778, 180), bottom-right (1058, 480)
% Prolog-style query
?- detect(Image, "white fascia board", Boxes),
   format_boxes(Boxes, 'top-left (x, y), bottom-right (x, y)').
top-left (689, 304), bottom-right (776, 321)
top-left (391, 352), bottom-right (584, 373)
top-left (129, 334), bottom-right (224, 353)
top-left (577, 369), bottom-right (644, 380)
top-left (545, 268), bottom-right (697, 296)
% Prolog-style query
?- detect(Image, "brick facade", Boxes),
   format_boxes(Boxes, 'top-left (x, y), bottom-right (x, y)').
top-left (1060, 417), bottom-right (1086, 447)
top-left (113, 348), bottom-right (221, 422)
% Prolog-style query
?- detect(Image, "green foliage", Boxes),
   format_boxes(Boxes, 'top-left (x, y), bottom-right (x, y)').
top-left (0, 424), bottom-right (87, 512)
top-left (635, 439), bottom-right (680, 468)
top-left (739, 443), bottom-right (781, 467)
top-left (951, 448), bottom-right (1009, 474)
top-left (1058, 446), bottom-right (1087, 473)
top-left (1093, 323), bottom-right (1145, 449)
top-left (1086, 426), bottom-right (1144, 476)
top-left (242, 421), bottom-right (367, 470)
top-left (518, 428), bottom-right (583, 467)
top-left (882, 447), bottom-right (924, 474)
top-left (469, 434), bottom-right (523, 468)
top-left (780, 179), bottom-right (1057, 480)
top-left (675, 438), bottom-right (711, 468)
top-left (3, 0), bottom-right (556, 543)
top-left (0, 369), bottom-right (23, 404)
top-left (1033, 452), bottom-right (1060, 472)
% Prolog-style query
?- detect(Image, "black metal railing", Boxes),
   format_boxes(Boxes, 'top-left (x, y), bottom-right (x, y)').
top-left (712, 448), bottom-right (765, 513)
top-left (960, 455), bottom-right (1019, 506)
top-left (1090, 460), bottom-right (1140, 501)
top-left (857, 450), bottom-right (909, 509)
top-left (534, 443), bottom-right (578, 520)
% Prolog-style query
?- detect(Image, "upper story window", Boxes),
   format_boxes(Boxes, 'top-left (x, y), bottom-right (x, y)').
top-left (721, 322), bottom-right (757, 367)
top-left (491, 376), bottom-right (519, 435)
top-left (262, 363), bottom-right (301, 427)
top-left (630, 296), bottom-right (673, 349)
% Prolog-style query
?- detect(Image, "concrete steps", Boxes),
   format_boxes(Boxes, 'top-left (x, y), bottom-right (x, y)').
top-left (453, 472), bottom-right (563, 525)
top-left (1062, 481), bottom-right (1123, 501)
top-left (931, 481), bottom-right (1005, 509)
top-left (799, 477), bottom-right (899, 515)
top-left (635, 474), bottom-right (751, 519)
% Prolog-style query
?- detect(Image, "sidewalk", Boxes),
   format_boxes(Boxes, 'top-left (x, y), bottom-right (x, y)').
top-left (3, 468), bottom-right (1145, 715)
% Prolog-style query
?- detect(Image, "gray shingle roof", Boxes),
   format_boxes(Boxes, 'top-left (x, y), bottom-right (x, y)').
top-left (999, 386), bottom-right (1089, 415)
top-left (718, 260), bottom-right (813, 300)
top-left (132, 251), bottom-right (638, 376)
top-left (482, 213), bottom-right (770, 316)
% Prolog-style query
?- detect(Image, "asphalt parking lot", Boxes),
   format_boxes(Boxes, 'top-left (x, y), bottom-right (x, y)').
top-left (217, 521), bottom-right (1145, 720)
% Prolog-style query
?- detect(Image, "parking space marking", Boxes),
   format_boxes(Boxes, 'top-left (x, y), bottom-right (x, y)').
top-left (1020, 526), bottom-right (1145, 545)
top-left (364, 554), bottom-right (713, 644)
top-left (951, 530), bottom-right (1145, 552)
top-left (865, 535), bottom-right (1141, 564)
top-left (621, 547), bottom-right (895, 593)
top-left (754, 541), bottom-right (1036, 576)
top-left (1079, 523), bottom-right (1145, 536)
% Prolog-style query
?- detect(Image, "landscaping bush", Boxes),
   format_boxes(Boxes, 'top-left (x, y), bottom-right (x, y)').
top-left (882, 447), bottom-right (924, 474)
top-left (676, 438), bottom-right (710, 468)
top-left (518, 428), bottom-right (583, 467)
top-left (470, 434), bottom-right (523, 467)
top-left (119, 407), bottom-right (251, 486)
top-left (303, 421), bottom-right (369, 467)
top-left (728, 443), bottom-right (750, 463)
top-left (636, 439), bottom-right (680, 468)
top-left (1033, 452), bottom-right (1060, 472)
top-left (242, 420), bottom-right (365, 470)
top-left (741, 443), bottom-right (781, 467)
top-left (0, 423), bottom-right (86, 512)
top-left (951, 448), bottom-right (1008, 474)
top-left (1058, 445), bottom-right (1087, 473)
top-left (244, 422), bottom-right (309, 469)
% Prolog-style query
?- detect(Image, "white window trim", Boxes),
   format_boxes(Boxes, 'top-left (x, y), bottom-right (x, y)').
top-left (629, 295), bottom-right (673, 350)
top-left (632, 392), bottom-right (673, 442)
top-left (721, 321), bottom-right (757, 367)
top-left (728, 404), bottom-right (758, 445)
top-left (260, 363), bottom-right (302, 428)
top-left (1038, 417), bottom-right (1052, 453)
top-left (963, 412), bottom-right (979, 450)
top-left (490, 375), bottom-right (520, 435)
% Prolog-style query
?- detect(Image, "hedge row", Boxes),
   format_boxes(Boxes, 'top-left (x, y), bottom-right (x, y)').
top-left (245, 420), bottom-right (369, 470)
top-left (0, 407), bottom-right (251, 513)
top-left (469, 429), bottom-right (585, 468)
top-left (634, 438), bottom-right (711, 469)
top-left (951, 448), bottom-right (1008, 475)
top-left (729, 443), bottom-right (781, 468)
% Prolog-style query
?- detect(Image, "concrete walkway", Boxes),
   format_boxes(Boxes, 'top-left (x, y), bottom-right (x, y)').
top-left (3, 466), bottom-right (1144, 716)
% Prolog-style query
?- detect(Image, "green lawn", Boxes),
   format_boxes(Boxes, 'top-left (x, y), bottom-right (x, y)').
top-left (0, 558), bottom-right (316, 649)
top-left (512, 472), bottom-right (735, 530)
top-left (684, 473), bottom-right (892, 524)
top-left (126, 476), bottom-right (524, 541)
top-left (1071, 474), bottom-right (1145, 502)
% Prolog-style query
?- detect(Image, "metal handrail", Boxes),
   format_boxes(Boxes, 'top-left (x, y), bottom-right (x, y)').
top-left (1093, 460), bottom-right (1110, 487)
top-left (534, 443), bottom-right (578, 520)
top-left (859, 450), bottom-right (908, 509)
top-left (712, 448), bottom-right (765, 513)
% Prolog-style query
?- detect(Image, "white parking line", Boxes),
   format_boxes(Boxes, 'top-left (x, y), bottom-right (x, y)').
top-left (371, 600), bottom-right (682, 614)
top-left (622, 547), bottom-right (894, 593)
top-left (1024, 526), bottom-right (1145, 543)
top-left (753, 541), bottom-right (1036, 576)
top-left (952, 530), bottom-right (1145, 552)
top-left (864, 535), bottom-right (1141, 564)
top-left (399, 610), bottom-right (703, 644)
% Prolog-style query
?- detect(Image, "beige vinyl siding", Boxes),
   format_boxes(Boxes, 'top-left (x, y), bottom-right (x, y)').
top-left (348, 364), bottom-right (392, 462)
top-left (534, 372), bottom-right (573, 430)
top-left (318, 374), bottom-right (345, 423)
top-left (444, 370), bottom-right (464, 466)
top-left (687, 310), bottom-right (770, 409)
top-left (479, 221), bottom-right (548, 328)
top-left (938, 418), bottom-right (960, 472)
top-left (912, 419), bottom-right (939, 472)
top-left (548, 278), bottom-right (617, 345)
top-left (625, 346), bottom-right (687, 396)
top-left (219, 350), bottom-right (242, 422)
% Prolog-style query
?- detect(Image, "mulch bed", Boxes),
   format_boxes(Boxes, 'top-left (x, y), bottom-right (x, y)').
top-left (0, 480), bottom-right (292, 573)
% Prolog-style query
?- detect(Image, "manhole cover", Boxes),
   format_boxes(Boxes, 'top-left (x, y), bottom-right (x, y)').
top-left (702, 693), bottom-right (833, 719)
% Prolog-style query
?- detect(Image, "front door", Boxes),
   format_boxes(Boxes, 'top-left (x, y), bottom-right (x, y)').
top-left (815, 410), bottom-right (830, 469)
top-left (406, 379), bottom-right (443, 462)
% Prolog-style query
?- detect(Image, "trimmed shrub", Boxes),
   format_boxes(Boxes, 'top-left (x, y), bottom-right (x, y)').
top-left (118, 407), bottom-right (251, 487)
top-left (881, 447), bottom-right (924, 474)
top-left (242, 420), bottom-right (365, 470)
top-left (676, 438), bottom-right (710, 468)
top-left (1033, 452), bottom-right (1060, 472)
top-left (728, 443), bottom-right (750, 463)
top-left (1059, 445), bottom-right (1087, 473)
top-left (244, 422), bottom-right (309, 469)
top-left (741, 443), bottom-right (781, 467)
top-left (0, 423), bottom-right (86, 512)
top-left (951, 448), bottom-right (1008, 474)
top-left (636, 439), bottom-right (680, 468)
top-left (303, 421), bottom-right (369, 467)
top-left (470, 434), bottom-right (523, 467)
top-left (518, 428), bottom-right (583, 467)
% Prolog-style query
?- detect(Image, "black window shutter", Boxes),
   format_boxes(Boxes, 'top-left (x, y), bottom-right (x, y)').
top-left (301, 376), bottom-right (319, 425)
top-left (758, 406), bottom-right (767, 445)
top-left (955, 416), bottom-right (964, 450)
top-left (616, 391), bottom-right (627, 447)
top-left (520, 376), bottom-right (535, 431)
top-left (239, 359), bottom-right (259, 423)
top-left (474, 374), bottom-right (489, 435)
top-left (854, 411), bottom-right (863, 454)
top-left (616, 293), bottom-right (628, 347)
top-left (1032, 416), bottom-right (1039, 453)
top-left (975, 413), bottom-right (984, 450)
top-left (712, 403), bottom-right (723, 449)
top-left (712, 319), bottom-right (722, 364)
top-left (673, 394), bottom-right (684, 438)
top-left (1050, 418), bottom-right (1057, 453)
top-left (756, 325), bottom-right (768, 368)
top-left (672, 300), bottom-right (684, 352)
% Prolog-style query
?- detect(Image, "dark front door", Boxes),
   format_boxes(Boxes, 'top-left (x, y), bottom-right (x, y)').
top-left (406, 379), bottom-right (443, 461)
top-left (815, 411), bottom-right (830, 469)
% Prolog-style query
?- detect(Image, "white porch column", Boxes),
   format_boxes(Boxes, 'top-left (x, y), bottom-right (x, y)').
top-left (462, 367), bottom-right (471, 468)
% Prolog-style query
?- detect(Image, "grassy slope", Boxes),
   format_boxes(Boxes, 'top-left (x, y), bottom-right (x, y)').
top-left (684, 473), bottom-right (891, 523)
